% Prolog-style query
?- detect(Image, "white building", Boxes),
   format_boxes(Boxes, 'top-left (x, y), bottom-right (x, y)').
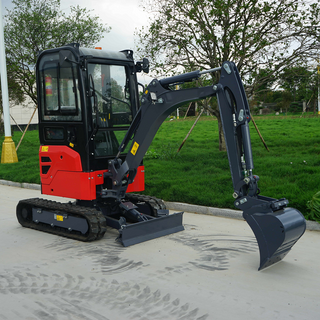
top-left (6, 96), bottom-right (38, 129)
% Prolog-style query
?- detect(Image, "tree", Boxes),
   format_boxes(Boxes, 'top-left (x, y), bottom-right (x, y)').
top-left (136, 0), bottom-right (320, 150)
top-left (277, 90), bottom-right (294, 113)
top-left (279, 66), bottom-right (315, 102)
top-left (3, 0), bottom-right (110, 105)
top-left (252, 68), bottom-right (276, 103)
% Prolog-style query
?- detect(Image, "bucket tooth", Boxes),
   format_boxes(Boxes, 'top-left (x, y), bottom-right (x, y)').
top-left (244, 207), bottom-right (306, 270)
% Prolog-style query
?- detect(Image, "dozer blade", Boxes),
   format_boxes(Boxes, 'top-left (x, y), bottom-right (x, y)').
top-left (243, 207), bottom-right (306, 270)
top-left (117, 211), bottom-right (184, 247)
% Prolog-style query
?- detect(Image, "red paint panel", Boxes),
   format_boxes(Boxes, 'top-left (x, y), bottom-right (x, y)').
top-left (41, 169), bottom-right (108, 200)
top-left (127, 165), bottom-right (145, 193)
top-left (39, 145), bottom-right (82, 179)
top-left (40, 146), bottom-right (94, 200)
top-left (39, 145), bottom-right (145, 199)
top-left (41, 171), bottom-right (90, 199)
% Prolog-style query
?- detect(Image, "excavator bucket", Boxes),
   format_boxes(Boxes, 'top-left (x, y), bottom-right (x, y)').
top-left (243, 207), bottom-right (306, 270)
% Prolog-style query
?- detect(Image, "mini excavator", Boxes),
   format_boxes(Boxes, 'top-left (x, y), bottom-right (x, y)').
top-left (17, 43), bottom-right (306, 270)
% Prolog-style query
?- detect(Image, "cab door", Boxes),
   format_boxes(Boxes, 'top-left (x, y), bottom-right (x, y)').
top-left (86, 62), bottom-right (135, 166)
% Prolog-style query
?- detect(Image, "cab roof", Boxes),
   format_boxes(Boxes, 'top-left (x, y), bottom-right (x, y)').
top-left (78, 47), bottom-right (134, 62)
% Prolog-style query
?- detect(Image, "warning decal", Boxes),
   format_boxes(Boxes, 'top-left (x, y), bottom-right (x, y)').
top-left (131, 142), bottom-right (139, 155)
top-left (54, 214), bottom-right (64, 222)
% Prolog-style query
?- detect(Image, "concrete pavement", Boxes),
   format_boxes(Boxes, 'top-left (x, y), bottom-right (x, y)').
top-left (0, 183), bottom-right (319, 319)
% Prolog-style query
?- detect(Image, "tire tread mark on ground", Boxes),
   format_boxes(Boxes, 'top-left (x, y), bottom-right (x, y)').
top-left (0, 272), bottom-right (208, 320)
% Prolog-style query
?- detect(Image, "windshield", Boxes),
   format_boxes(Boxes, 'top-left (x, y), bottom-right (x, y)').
top-left (88, 63), bottom-right (132, 128)
top-left (88, 63), bottom-right (134, 157)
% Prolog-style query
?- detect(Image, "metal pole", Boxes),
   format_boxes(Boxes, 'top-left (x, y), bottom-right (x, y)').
top-left (199, 66), bottom-right (221, 75)
top-left (0, 0), bottom-right (18, 163)
top-left (175, 85), bottom-right (179, 119)
top-left (0, 0), bottom-right (10, 136)
top-left (318, 63), bottom-right (320, 115)
top-left (318, 78), bottom-right (320, 114)
top-left (318, 69), bottom-right (320, 115)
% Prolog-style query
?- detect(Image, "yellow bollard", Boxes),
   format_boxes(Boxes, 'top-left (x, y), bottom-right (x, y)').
top-left (1, 136), bottom-right (18, 163)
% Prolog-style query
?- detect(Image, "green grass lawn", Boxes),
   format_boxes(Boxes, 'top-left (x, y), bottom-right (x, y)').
top-left (141, 114), bottom-right (320, 218)
top-left (1, 114), bottom-right (320, 219)
top-left (0, 130), bottom-right (40, 184)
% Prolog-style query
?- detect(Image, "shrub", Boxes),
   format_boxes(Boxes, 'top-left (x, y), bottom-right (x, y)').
top-left (289, 102), bottom-right (302, 113)
top-left (306, 191), bottom-right (320, 223)
top-left (261, 107), bottom-right (271, 114)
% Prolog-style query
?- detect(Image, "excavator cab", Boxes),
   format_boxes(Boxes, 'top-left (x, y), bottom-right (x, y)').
top-left (36, 44), bottom-right (145, 199)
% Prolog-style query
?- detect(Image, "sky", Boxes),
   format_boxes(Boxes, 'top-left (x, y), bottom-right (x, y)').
top-left (1, 0), bottom-right (153, 82)
top-left (1, 0), bottom-right (151, 52)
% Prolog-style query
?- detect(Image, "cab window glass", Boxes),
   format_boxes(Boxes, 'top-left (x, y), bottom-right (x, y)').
top-left (88, 63), bottom-right (132, 128)
top-left (38, 52), bottom-right (81, 121)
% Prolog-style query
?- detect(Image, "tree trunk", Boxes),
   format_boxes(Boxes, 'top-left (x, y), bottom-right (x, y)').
top-left (201, 99), bottom-right (226, 152)
top-left (216, 112), bottom-right (226, 151)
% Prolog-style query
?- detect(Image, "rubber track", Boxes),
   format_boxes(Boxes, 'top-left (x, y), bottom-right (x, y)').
top-left (124, 193), bottom-right (166, 216)
top-left (17, 198), bottom-right (107, 242)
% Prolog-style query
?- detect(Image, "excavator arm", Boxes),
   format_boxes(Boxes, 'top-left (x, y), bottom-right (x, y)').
top-left (104, 61), bottom-right (306, 270)
top-left (217, 63), bottom-right (306, 270)
top-left (105, 61), bottom-right (261, 200)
